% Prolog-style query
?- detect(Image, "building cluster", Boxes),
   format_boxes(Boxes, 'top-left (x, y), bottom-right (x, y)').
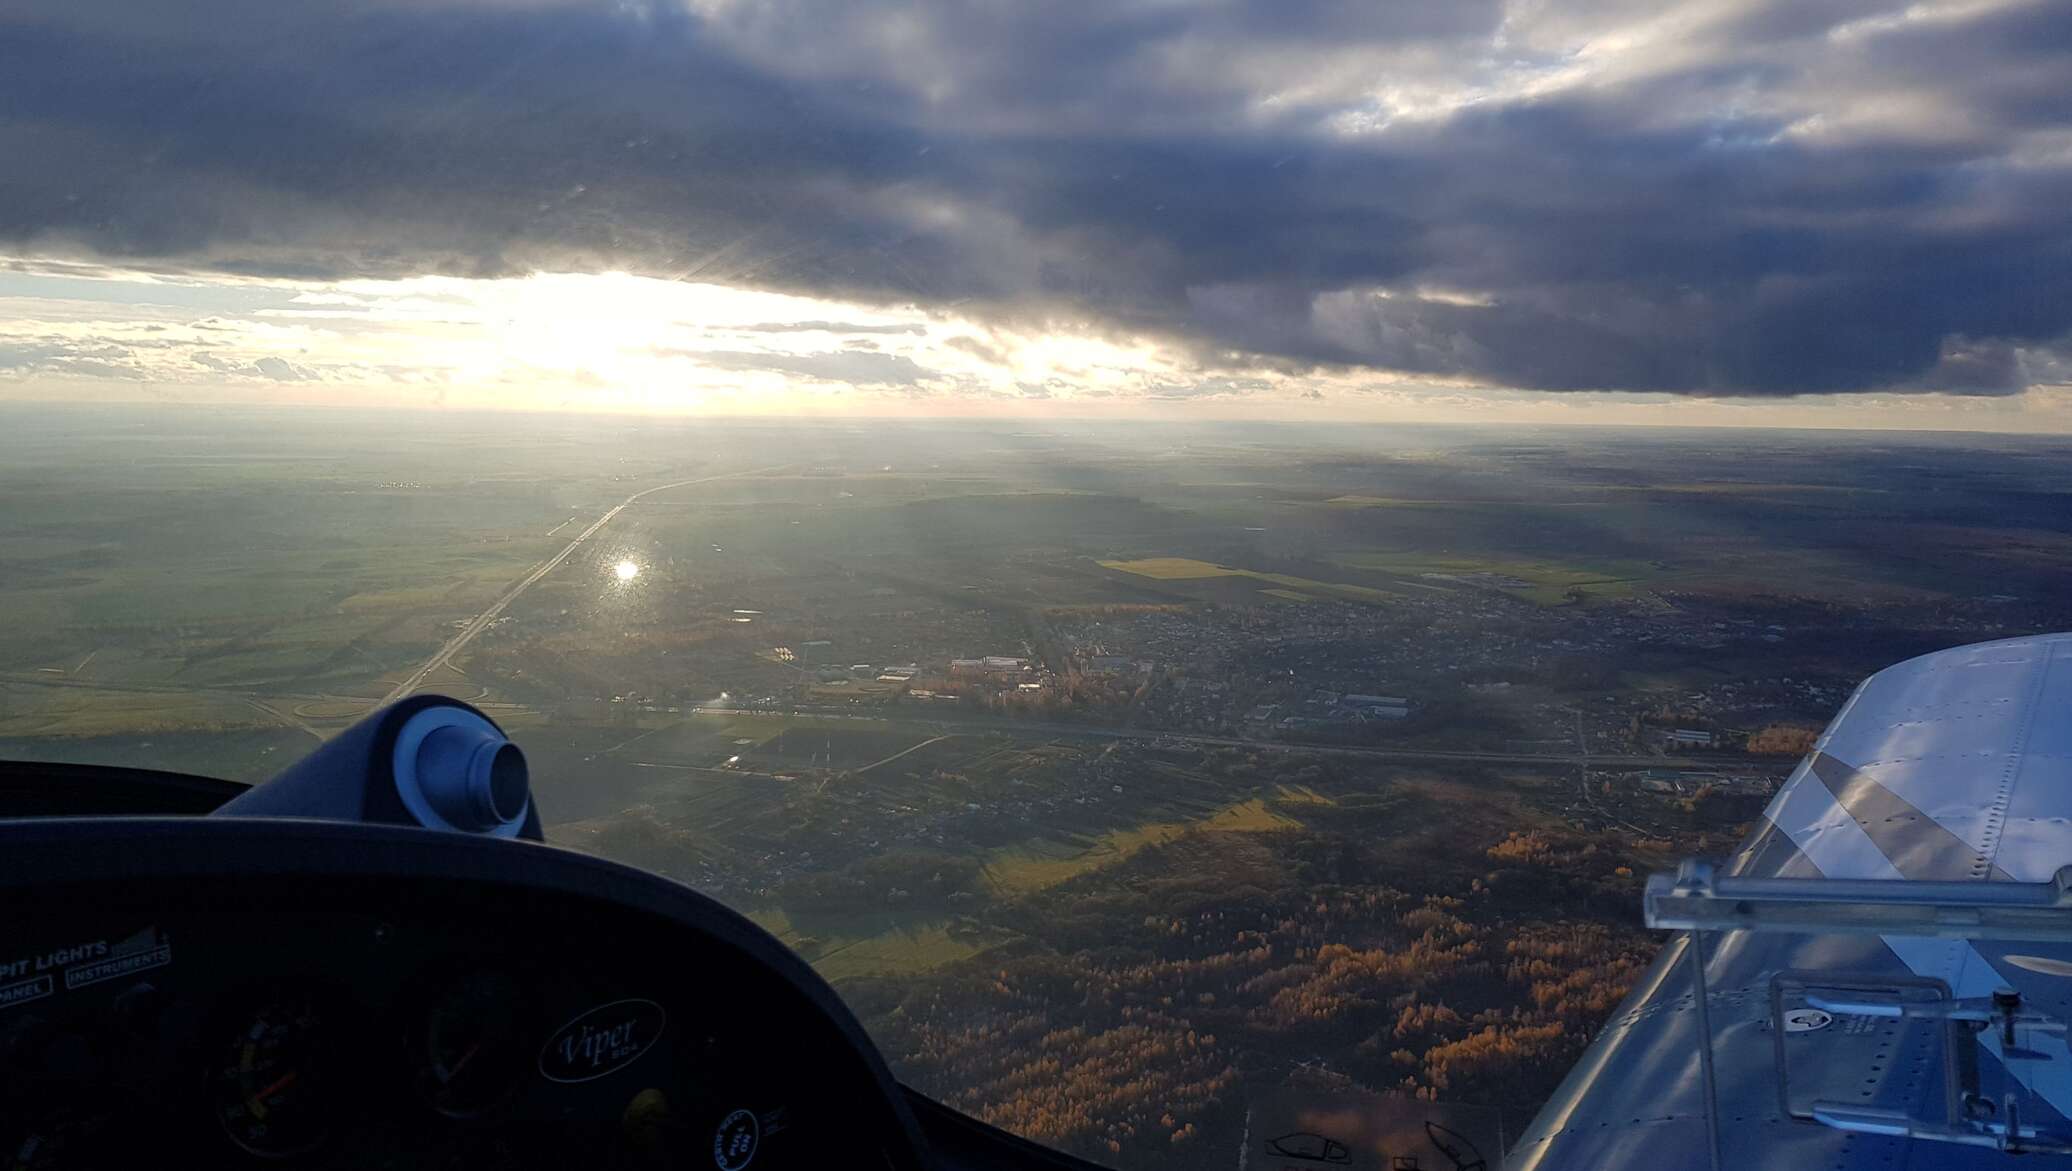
top-left (1031, 582), bottom-right (2023, 753)
top-left (761, 637), bottom-right (1051, 706)
top-left (1633, 769), bottom-right (1775, 797)
top-left (487, 540), bottom-right (2068, 767)
top-left (950, 656), bottom-right (1036, 683)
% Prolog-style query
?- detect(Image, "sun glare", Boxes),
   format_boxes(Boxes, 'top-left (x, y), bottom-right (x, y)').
top-left (614, 560), bottom-right (641, 581)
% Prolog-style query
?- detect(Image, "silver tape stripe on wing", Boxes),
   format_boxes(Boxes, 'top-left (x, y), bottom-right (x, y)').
top-left (1755, 634), bottom-right (2072, 1119)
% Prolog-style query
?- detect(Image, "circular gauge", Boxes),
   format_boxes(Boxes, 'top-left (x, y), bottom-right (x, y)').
top-left (212, 998), bottom-right (330, 1158)
top-left (419, 972), bottom-right (527, 1117)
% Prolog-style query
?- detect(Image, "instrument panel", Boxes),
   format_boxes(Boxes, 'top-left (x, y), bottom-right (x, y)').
top-left (0, 820), bottom-right (925, 1171)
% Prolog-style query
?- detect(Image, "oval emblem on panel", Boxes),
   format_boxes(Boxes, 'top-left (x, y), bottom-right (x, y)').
top-left (539, 998), bottom-right (667, 1083)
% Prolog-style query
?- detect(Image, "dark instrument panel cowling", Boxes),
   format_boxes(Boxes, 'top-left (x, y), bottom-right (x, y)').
top-left (0, 817), bottom-right (929, 1171)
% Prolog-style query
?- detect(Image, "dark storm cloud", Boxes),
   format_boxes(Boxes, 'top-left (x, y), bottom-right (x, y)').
top-left (2, 0), bottom-right (2069, 395)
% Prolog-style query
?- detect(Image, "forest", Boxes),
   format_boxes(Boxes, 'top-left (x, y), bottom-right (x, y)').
top-left (836, 773), bottom-right (1745, 1168)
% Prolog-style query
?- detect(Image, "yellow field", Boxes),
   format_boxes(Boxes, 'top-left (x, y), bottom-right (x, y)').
top-left (810, 924), bottom-right (1007, 980)
top-left (1276, 784), bottom-right (1335, 806)
top-left (1097, 557), bottom-right (1245, 580)
top-left (1324, 495), bottom-right (1454, 507)
top-left (982, 795), bottom-right (1309, 895)
top-left (1603, 482), bottom-right (1885, 496)
top-left (0, 685), bottom-right (273, 738)
top-left (747, 909), bottom-right (1013, 979)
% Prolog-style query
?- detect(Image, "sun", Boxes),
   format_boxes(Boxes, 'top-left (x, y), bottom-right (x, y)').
top-left (614, 560), bottom-right (641, 581)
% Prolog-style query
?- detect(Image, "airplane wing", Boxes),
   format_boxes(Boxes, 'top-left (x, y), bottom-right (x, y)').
top-left (1512, 632), bottom-right (2072, 1169)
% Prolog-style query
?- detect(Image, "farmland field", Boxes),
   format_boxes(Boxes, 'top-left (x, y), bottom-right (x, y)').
top-left (1100, 558), bottom-right (1399, 603)
top-left (980, 793), bottom-right (1319, 894)
top-left (8, 407), bottom-right (2072, 1169)
top-left (1331, 551), bottom-right (1659, 606)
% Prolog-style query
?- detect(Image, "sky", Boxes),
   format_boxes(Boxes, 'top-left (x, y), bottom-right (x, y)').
top-left (1, 0), bottom-right (2069, 427)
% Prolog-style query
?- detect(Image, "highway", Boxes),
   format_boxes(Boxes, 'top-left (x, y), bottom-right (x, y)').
top-left (378, 465), bottom-right (788, 706)
top-left (0, 667), bottom-right (1769, 775)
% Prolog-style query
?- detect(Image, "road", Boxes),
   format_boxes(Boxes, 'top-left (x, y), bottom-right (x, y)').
top-left (1571, 705), bottom-right (1652, 836)
top-left (241, 697), bottom-right (325, 743)
top-left (853, 733), bottom-right (954, 775)
top-left (0, 666), bottom-right (1771, 775)
top-left (378, 465), bottom-right (788, 706)
top-left (0, 466), bottom-right (1788, 780)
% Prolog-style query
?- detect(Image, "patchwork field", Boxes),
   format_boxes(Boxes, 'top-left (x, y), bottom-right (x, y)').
top-left (1099, 558), bottom-right (1398, 603)
top-left (747, 908), bottom-right (1019, 980)
top-left (980, 791), bottom-right (1321, 894)
top-left (8, 408), bottom-right (2072, 1171)
top-left (1331, 551), bottom-right (1661, 606)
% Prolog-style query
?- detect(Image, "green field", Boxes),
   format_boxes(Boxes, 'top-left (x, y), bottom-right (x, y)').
top-left (1331, 551), bottom-right (1660, 606)
top-left (1100, 558), bottom-right (1398, 604)
top-left (728, 783), bottom-right (1336, 982)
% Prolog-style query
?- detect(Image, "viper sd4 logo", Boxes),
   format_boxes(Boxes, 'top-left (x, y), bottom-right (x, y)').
top-left (539, 999), bottom-right (667, 1083)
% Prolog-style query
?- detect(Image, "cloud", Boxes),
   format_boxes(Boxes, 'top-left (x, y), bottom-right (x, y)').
top-left (946, 335), bottom-right (1007, 364)
top-left (0, 337), bottom-right (150, 379)
top-left (670, 347), bottom-right (932, 386)
top-left (0, 0), bottom-right (2068, 395)
top-left (734, 321), bottom-right (928, 335)
top-left (251, 355), bottom-right (311, 381)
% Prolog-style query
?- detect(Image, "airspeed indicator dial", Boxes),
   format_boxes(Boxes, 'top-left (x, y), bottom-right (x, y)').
top-left (419, 971), bottom-right (527, 1117)
top-left (212, 998), bottom-right (330, 1158)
